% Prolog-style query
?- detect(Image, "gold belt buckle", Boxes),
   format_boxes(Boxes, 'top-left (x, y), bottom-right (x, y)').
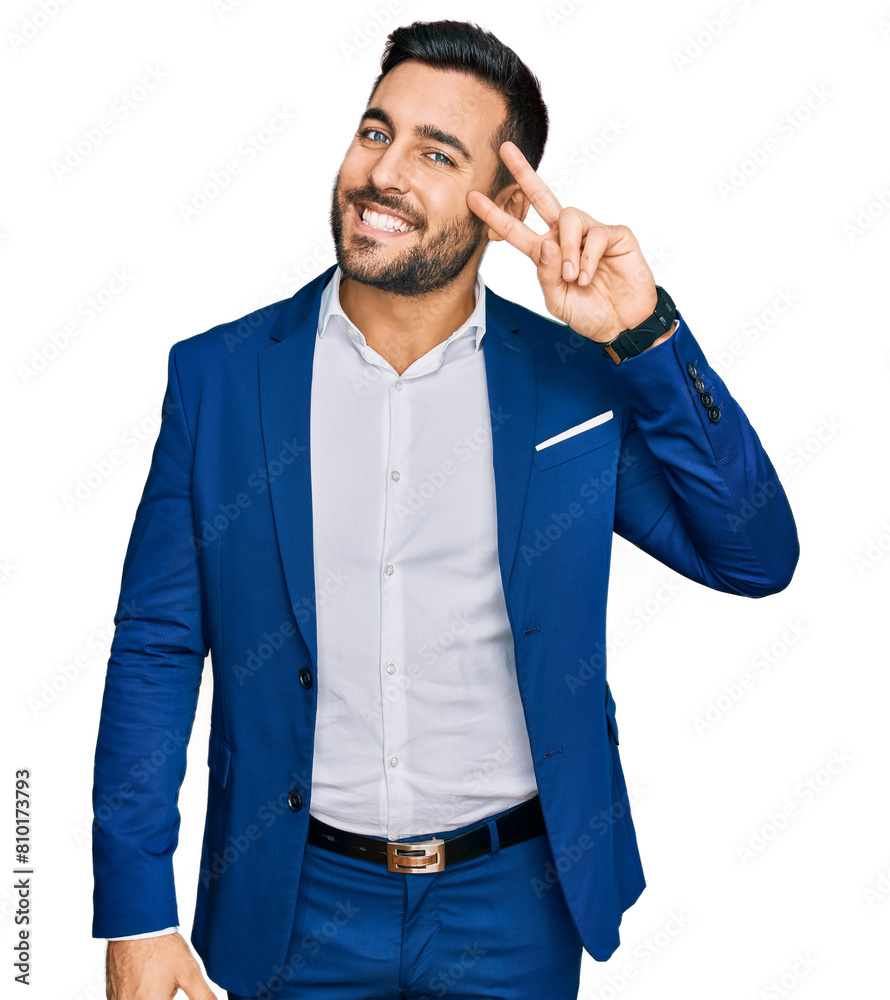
top-left (386, 836), bottom-right (446, 873)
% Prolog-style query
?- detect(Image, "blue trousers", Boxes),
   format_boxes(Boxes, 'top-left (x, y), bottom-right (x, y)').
top-left (225, 799), bottom-right (583, 1000)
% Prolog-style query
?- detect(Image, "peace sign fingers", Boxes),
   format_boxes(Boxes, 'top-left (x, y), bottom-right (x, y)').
top-left (466, 141), bottom-right (564, 264)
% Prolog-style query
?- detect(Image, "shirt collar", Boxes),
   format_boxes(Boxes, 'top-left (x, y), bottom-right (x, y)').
top-left (316, 264), bottom-right (487, 353)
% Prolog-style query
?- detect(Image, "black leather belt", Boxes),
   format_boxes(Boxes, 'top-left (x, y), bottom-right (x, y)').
top-left (307, 795), bottom-right (545, 873)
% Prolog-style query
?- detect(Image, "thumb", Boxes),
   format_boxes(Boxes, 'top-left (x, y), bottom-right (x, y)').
top-left (178, 967), bottom-right (218, 1000)
top-left (537, 239), bottom-right (562, 287)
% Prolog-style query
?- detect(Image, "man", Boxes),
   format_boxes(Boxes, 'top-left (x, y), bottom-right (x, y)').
top-left (92, 19), bottom-right (799, 1000)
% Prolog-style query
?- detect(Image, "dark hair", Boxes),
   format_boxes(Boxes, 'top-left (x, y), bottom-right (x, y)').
top-left (367, 19), bottom-right (549, 196)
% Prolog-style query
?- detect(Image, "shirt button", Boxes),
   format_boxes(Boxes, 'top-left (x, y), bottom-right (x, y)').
top-left (394, 381), bottom-right (403, 391)
top-left (384, 564), bottom-right (394, 576)
top-left (390, 757), bottom-right (400, 767)
top-left (391, 470), bottom-right (400, 482)
top-left (386, 664), bottom-right (397, 674)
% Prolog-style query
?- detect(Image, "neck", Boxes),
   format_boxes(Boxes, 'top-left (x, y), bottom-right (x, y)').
top-left (338, 267), bottom-right (479, 370)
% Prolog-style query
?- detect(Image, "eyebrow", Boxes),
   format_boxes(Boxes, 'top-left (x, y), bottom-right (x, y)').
top-left (358, 106), bottom-right (474, 164)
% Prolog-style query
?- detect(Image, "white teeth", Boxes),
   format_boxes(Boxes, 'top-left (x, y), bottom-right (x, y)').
top-left (360, 207), bottom-right (416, 233)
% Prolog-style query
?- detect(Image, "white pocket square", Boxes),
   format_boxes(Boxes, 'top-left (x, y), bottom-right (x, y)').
top-left (535, 410), bottom-right (614, 451)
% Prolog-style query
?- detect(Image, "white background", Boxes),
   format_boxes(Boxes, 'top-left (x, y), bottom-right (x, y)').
top-left (3, 0), bottom-right (889, 998)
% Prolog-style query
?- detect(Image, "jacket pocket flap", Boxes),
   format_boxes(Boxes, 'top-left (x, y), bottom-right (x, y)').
top-left (208, 726), bottom-right (232, 788)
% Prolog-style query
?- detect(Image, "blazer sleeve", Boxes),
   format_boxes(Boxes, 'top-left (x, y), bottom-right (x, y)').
top-left (609, 310), bottom-right (799, 597)
top-left (91, 343), bottom-right (208, 938)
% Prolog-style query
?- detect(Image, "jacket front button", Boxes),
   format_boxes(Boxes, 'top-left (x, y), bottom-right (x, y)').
top-left (299, 668), bottom-right (313, 689)
top-left (287, 790), bottom-right (303, 812)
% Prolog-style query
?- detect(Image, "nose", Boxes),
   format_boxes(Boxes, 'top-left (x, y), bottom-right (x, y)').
top-left (367, 139), bottom-right (413, 195)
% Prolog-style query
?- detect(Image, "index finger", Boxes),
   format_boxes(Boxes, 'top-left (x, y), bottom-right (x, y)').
top-left (498, 140), bottom-right (563, 228)
top-left (466, 188), bottom-right (543, 261)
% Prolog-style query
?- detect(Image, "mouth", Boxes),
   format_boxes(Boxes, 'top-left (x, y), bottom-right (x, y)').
top-left (352, 201), bottom-right (419, 238)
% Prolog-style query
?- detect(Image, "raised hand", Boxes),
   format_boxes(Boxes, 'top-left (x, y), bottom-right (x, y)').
top-left (467, 141), bottom-right (672, 346)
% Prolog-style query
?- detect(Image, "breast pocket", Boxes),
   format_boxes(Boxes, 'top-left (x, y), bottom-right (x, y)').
top-left (533, 415), bottom-right (620, 471)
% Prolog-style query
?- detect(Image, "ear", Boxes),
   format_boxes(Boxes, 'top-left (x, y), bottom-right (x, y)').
top-left (487, 184), bottom-right (530, 242)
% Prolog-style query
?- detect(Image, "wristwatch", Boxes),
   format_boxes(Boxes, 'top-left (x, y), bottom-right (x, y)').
top-left (600, 285), bottom-right (677, 364)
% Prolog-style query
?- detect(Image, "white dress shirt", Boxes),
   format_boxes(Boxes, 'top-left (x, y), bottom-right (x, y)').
top-left (307, 264), bottom-right (538, 841)
top-left (108, 263), bottom-right (539, 940)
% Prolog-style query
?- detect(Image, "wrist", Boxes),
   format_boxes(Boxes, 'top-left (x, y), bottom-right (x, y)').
top-left (601, 286), bottom-right (677, 364)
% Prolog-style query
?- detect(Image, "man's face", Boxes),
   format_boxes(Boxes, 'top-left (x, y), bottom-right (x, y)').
top-left (329, 60), bottom-right (508, 296)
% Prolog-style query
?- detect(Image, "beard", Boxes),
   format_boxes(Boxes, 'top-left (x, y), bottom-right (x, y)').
top-left (328, 173), bottom-right (488, 297)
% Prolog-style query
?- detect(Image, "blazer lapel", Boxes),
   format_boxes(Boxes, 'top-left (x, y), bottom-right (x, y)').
top-left (258, 265), bottom-right (537, 669)
top-left (480, 290), bottom-right (537, 602)
top-left (258, 267), bottom-right (332, 670)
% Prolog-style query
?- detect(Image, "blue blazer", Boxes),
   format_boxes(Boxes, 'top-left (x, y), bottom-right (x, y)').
top-left (92, 263), bottom-right (798, 994)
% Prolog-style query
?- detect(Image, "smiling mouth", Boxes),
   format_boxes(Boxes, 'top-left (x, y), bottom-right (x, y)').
top-left (353, 202), bottom-right (418, 237)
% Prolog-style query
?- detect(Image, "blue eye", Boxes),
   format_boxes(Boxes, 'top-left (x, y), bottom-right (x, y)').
top-left (359, 128), bottom-right (455, 167)
top-left (428, 150), bottom-right (455, 167)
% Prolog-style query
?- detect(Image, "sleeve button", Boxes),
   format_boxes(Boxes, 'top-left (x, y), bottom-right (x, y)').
top-left (700, 391), bottom-right (714, 407)
top-left (708, 406), bottom-right (722, 423)
top-left (686, 362), bottom-right (698, 377)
